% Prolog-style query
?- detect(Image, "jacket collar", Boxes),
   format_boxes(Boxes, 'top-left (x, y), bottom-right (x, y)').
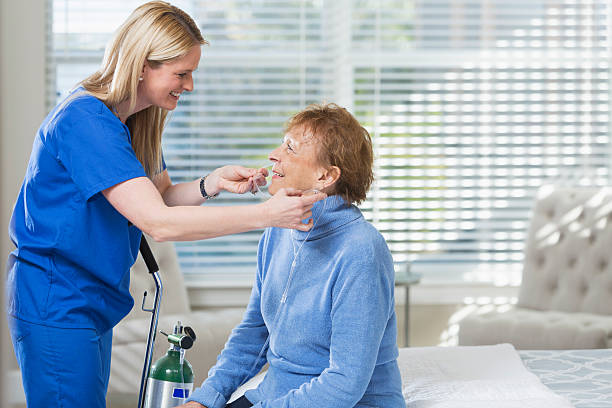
top-left (291, 195), bottom-right (362, 241)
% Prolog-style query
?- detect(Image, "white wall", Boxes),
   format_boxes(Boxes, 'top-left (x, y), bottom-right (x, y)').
top-left (1, 0), bottom-right (47, 406)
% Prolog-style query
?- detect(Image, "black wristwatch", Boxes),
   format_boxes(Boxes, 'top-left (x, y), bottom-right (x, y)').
top-left (199, 175), bottom-right (219, 199)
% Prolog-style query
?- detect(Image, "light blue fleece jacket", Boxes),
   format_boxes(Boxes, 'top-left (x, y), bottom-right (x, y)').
top-left (187, 195), bottom-right (406, 408)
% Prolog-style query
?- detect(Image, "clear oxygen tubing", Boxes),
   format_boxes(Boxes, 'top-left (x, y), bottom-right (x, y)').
top-left (250, 164), bottom-right (273, 198)
top-left (179, 348), bottom-right (186, 402)
top-left (175, 322), bottom-right (187, 403)
top-left (237, 194), bottom-right (327, 387)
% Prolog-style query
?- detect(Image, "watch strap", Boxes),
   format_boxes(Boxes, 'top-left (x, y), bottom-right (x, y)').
top-left (200, 175), bottom-right (219, 199)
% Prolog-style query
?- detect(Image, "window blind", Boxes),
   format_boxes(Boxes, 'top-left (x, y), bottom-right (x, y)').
top-left (48, 0), bottom-right (612, 284)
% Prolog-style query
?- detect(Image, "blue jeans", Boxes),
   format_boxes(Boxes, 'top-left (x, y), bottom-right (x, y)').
top-left (8, 316), bottom-right (113, 408)
top-left (226, 395), bottom-right (253, 408)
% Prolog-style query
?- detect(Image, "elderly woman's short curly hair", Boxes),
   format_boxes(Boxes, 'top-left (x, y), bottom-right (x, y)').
top-left (285, 103), bottom-right (374, 205)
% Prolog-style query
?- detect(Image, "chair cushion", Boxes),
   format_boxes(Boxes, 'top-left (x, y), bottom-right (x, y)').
top-left (457, 306), bottom-right (612, 349)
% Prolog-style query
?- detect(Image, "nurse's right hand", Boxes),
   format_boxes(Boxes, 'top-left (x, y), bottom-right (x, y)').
top-left (261, 188), bottom-right (326, 231)
top-left (175, 402), bottom-right (206, 408)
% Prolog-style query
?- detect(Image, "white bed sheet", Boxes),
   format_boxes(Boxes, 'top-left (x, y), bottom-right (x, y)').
top-left (398, 344), bottom-right (573, 408)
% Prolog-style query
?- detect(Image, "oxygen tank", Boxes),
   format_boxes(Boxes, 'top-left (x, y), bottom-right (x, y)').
top-left (144, 321), bottom-right (196, 408)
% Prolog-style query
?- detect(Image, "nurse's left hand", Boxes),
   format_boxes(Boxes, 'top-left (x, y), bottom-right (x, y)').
top-left (208, 165), bottom-right (268, 195)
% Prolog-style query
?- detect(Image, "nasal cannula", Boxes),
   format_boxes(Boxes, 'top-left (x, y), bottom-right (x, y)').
top-left (250, 164), bottom-right (274, 198)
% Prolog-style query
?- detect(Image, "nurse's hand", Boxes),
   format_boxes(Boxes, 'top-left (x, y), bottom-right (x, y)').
top-left (206, 165), bottom-right (268, 196)
top-left (262, 188), bottom-right (326, 231)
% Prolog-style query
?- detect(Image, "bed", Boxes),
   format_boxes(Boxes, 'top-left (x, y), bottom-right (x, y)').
top-left (398, 344), bottom-right (612, 408)
top-left (229, 344), bottom-right (611, 407)
top-left (519, 349), bottom-right (612, 408)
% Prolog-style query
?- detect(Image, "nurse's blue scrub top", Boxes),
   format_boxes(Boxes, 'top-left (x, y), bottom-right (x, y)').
top-left (7, 90), bottom-right (155, 332)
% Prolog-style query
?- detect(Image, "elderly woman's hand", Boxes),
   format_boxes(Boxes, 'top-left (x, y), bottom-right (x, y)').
top-left (207, 165), bottom-right (268, 196)
top-left (175, 402), bottom-right (206, 408)
top-left (262, 188), bottom-right (326, 231)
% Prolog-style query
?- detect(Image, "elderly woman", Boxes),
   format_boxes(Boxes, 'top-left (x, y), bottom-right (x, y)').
top-left (182, 103), bottom-right (406, 408)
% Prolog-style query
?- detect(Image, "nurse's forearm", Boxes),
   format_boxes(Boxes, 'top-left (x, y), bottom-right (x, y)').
top-left (161, 179), bottom-right (206, 207)
top-left (147, 204), bottom-right (267, 241)
top-left (103, 176), bottom-right (320, 240)
top-left (104, 177), bottom-right (265, 241)
top-left (153, 170), bottom-right (206, 207)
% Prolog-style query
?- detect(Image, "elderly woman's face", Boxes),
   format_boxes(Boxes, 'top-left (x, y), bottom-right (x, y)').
top-left (267, 126), bottom-right (326, 195)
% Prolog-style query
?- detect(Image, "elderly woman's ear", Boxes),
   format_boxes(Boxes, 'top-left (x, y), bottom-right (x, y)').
top-left (318, 165), bottom-right (341, 193)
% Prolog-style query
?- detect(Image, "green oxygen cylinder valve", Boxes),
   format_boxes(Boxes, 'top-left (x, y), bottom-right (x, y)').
top-left (159, 321), bottom-right (196, 350)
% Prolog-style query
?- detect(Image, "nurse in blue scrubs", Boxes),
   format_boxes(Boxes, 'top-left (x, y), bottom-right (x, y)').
top-left (6, 2), bottom-right (324, 407)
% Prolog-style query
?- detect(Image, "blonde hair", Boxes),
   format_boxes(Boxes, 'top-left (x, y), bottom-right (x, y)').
top-left (81, 1), bottom-right (207, 177)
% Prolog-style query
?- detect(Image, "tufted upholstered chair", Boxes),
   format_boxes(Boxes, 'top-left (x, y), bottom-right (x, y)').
top-left (458, 185), bottom-right (612, 349)
top-left (107, 237), bottom-right (245, 406)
